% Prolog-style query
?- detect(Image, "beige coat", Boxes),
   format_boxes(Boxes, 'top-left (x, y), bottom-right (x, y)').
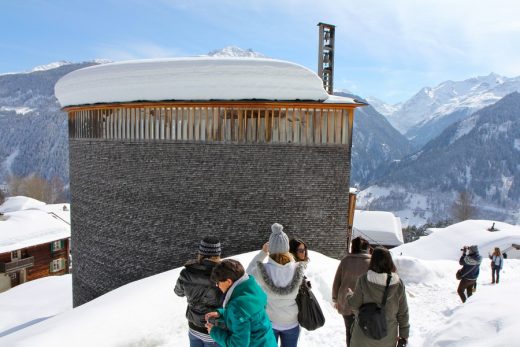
top-left (347, 271), bottom-right (410, 347)
top-left (332, 252), bottom-right (371, 316)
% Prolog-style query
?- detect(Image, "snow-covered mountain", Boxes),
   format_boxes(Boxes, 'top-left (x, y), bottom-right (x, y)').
top-left (364, 96), bottom-right (401, 117)
top-left (338, 92), bottom-right (412, 187)
top-left (207, 45), bottom-right (267, 58)
top-left (359, 92), bottom-right (520, 225)
top-left (382, 73), bottom-right (520, 148)
top-left (0, 62), bottom-right (99, 189)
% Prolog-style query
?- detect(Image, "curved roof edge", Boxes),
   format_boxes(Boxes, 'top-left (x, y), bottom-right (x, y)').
top-left (55, 57), bottom-right (359, 107)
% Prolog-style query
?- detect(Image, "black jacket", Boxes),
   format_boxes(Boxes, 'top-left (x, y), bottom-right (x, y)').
top-left (174, 259), bottom-right (224, 334)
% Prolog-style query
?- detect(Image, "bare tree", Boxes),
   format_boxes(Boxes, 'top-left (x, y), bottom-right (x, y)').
top-left (0, 188), bottom-right (5, 205)
top-left (6, 175), bottom-right (65, 203)
top-left (20, 176), bottom-right (52, 202)
top-left (6, 175), bottom-right (24, 196)
top-left (452, 191), bottom-right (476, 222)
top-left (48, 176), bottom-right (66, 203)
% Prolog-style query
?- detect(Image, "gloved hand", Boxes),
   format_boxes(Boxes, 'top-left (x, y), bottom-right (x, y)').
top-left (396, 337), bottom-right (407, 347)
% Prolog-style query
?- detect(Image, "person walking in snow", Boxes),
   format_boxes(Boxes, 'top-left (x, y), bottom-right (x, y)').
top-left (205, 259), bottom-right (277, 347)
top-left (174, 236), bottom-right (224, 347)
top-left (457, 245), bottom-right (482, 303)
top-left (247, 223), bottom-right (306, 347)
top-left (489, 247), bottom-right (504, 284)
top-left (289, 238), bottom-right (309, 263)
top-left (332, 237), bottom-right (371, 346)
top-left (346, 246), bottom-right (409, 347)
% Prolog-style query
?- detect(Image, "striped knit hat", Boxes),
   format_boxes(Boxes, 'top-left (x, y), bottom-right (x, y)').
top-left (199, 236), bottom-right (222, 256)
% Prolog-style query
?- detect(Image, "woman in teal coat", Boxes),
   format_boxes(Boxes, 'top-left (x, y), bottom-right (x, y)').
top-left (205, 259), bottom-right (277, 347)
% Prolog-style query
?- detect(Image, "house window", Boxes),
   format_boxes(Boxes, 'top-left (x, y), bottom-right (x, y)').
top-left (50, 258), bottom-right (66, 273)
top-left (9, 272), bottom-right (17, 280)
top-left (51, 240), bottom-right (64, 252)
top-left (11, 250), bottom-right (20, 260)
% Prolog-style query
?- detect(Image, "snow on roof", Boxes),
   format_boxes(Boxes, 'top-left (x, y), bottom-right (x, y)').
top-left (54, 57), bottom-right (359, 107)
top-left (0, 196), bottom-right (46, 213)
top-left (0, 197), bottom-right (70, 253)
top-left (323, 94), bottom-right (362, 104)
top-left (352, 210), bottom-right (404, 246)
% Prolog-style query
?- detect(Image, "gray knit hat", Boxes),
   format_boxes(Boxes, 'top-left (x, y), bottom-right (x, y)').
top-left (269, 223), bottom-right (289, 254)
top-left (199, 236), bottom-right (222, 256)
top-left (469, 245), bottom-right (479, 254)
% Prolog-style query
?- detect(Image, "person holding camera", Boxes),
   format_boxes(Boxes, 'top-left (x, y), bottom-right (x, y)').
top-left (457, 245), bottom-right (482, 303)
top-left (205, 259), bottom-right (277, 347)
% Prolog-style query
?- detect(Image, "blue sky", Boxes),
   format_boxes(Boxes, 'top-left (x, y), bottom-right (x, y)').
top-left (2, 0), bottom-right (520, 104)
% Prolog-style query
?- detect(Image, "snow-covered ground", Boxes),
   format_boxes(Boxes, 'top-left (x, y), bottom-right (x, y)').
top-left (1, 220), bottom-right (520, 346)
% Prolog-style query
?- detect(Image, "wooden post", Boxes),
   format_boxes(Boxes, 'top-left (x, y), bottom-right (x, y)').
top-left (347, 191), bottom-right (357, 254)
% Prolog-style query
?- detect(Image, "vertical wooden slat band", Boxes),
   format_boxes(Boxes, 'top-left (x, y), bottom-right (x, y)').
top-left (66, 104), bottom-right (359, 145)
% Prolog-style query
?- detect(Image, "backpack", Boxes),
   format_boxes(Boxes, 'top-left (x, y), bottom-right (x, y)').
top-left (357, 273), bottom-right (392, 340)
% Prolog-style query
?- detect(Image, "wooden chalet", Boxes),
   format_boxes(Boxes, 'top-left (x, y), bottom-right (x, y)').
top-left (0, 197), bottom-right (70, 293)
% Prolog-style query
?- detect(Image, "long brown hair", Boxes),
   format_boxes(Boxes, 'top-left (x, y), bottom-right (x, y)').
top-left (493, 247), bottom-right (502, 257)
top-left (269, 252), bottom-right (294, 265)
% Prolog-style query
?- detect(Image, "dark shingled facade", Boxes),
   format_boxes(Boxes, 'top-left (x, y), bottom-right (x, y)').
top-left (69, 139), bottom-right (351, 306)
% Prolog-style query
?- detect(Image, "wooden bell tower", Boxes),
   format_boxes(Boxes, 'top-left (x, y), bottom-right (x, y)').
top-left (317, 22), bottom-right (335, 94)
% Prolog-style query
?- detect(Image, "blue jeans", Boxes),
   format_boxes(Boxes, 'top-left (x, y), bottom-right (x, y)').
top-left (273, 325), bottom-right (300, 347)
top-left (188, 331), bottom-right (220, 347)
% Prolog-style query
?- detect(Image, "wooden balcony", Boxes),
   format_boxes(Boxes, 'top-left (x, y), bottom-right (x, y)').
top-left (0, 256), bottom-right (34, 273)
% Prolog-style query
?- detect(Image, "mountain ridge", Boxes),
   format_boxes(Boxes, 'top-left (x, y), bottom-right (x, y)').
top-left (360, 91), bottom-right (520, 225)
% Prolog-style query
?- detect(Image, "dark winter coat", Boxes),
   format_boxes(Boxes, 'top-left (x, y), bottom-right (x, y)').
top-left (174, 259), bottom-right (224, 334)
top-left (459, 252), bottom-right (482, 280)
top-left (332, 252), bottom-right (371, 316)
top-left (347, 271), bottom-right (410, 347)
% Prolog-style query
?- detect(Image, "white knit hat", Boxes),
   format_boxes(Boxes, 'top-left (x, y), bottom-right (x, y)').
top-left (269, 223), bottom-right (289, 254)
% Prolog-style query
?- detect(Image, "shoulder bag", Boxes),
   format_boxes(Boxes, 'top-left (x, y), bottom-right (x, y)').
top-left (295, 278), bottom-right (325, 331)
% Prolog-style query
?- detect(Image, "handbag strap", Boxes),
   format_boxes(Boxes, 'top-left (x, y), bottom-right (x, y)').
top-left (460, 264), bottom-right (478, 279)
top-left (381, 273), bottom-right (392, 307)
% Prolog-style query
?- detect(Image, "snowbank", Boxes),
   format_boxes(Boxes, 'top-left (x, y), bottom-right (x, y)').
top-left (0, 275), bottom-right (72, 338)
top-left (392, 220), bottom-right (520, 260)
top-left (2, 219), bottom-right (520, 346)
